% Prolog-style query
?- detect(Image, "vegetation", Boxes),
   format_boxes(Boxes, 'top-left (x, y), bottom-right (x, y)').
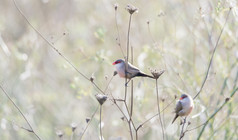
top-left (0, 0), bottom-right (237, 139)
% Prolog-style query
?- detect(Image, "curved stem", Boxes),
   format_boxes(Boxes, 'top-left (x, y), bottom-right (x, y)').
top-left (193, 8), bottom-right (232, 99)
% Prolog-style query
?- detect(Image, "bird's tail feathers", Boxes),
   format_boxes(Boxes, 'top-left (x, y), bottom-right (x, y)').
top-left (172, 114), bottom-right (179, 124)
top-left (137, 72), bottom-right (154, 79)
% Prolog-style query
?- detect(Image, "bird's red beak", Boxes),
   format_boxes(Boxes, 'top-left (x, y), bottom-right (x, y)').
top-left (112, 62), bottom-right (116, 65)
top-left (179, 97), bottom-right (183, 100)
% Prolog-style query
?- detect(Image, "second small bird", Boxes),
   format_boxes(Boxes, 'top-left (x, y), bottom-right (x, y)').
top-left (112, 59), bottom-right (154, 85)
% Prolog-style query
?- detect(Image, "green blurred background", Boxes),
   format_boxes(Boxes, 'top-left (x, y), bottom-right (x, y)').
top-left (0, 0), bottom-right (238, 139)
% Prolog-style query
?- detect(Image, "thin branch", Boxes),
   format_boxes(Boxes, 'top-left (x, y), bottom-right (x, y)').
top-left (155, 79), bottom-right (164, 140)
top-left (79, 105), bottom-right (99, 140)
top-left (193, 8), bottom-right (232, 99)
top-left (12, 0), bottom-right (105, 95)
top-left (197, 87), bottom-right (238, 139)
top-left (179, 117), bottom-right (187, 140)
top-left (130, 46), bottom-right (134, 118)
top-left (99, 105), bottom-right (103, 140)
top-left (136, 98), bottom-right (176, 131)
top-left (0, 85), bottom-right (41, 140)
top-left (114, 4), bottom-right (125, 57)
top-left (103, 75), bottom-right (115, 93)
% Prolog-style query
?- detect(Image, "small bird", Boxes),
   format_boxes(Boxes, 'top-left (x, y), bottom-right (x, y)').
top-left (112, 59), bottom-right (154, 84)
top-left (172, 94), bottom-right (194, 124)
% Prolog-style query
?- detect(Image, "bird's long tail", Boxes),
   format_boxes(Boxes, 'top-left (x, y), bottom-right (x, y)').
top-left (136, 72), bottom-right (154, 79)
top-left (172, 114), bottom-right (179, 124)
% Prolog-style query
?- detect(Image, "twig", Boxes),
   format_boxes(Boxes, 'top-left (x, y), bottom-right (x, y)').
top-left (197, 87), bottom-right (238, 139)
top-left (155, 79), bottom-right (164, 140)
top-left (79, 105), bottom-right (99, 140)
top-left (12, 0), bottom-right (105, 95)
top-left (114, 4), bottom-right (125, 57)
top-left (193, 8), bottom-right (232, 99)
top-left (0, 85), bottom-right (41, 140)
top-left (136, 98), bottom-right (176, 137)
top-left (130, 46), bottom-right (134, 118)
top-left (99, 105), bottom-right (103, 140)
top-left (179, 117), bottom-right (187, 140)
top-left (103, 75), bottom-right (115, 93)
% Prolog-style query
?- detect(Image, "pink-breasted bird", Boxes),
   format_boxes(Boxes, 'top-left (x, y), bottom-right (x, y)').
top-left (112, 59), bottom-right (154, 84)
top-left (172, 94), bottom-right (194, 124)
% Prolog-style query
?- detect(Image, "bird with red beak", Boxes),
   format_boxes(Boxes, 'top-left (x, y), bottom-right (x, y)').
top-left (172, 94), bottom-right (194, 124)
top-left (112, 59), bottom-right (154, 85)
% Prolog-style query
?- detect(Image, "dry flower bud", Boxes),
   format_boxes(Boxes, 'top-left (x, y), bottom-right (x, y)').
top-left (90, 76), bottom-right (94, 82)
top-left (225, 98), bottom-right (230, 102)
top-left (126, 4), bottom-right (138, 14)
top-left (95, 94), bottom-right (108, 105)
top-left (86, 118), bottom-right (90, 123)
top-left (56, 130), bottom-right (64, 138)
top-left (161, 98), bottom-right (165, 102)
top-left (70, 122), bottom-right (77, 132)
top-left (104, 75), bottom-right (108, 80)
top-left (114, 4), bottom-right (118, 10)
top-left (174, 95), bottom-right (177, 99)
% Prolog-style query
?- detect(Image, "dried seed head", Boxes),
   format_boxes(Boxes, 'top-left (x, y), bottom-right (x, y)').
top-left (147, 20), bottom-right (150, 24)
top-left (95, 94), bottom-right (108, 105)
top-left (56, 130), bottom-right (64, 138)
top-left (225, 97), bottom-right (230, 102)
top-left (70, 122), bottom-right (77, 132)
top-left (86, 117), bottom-right (90, 123)
top-left (104, 75), bottom-right (108, 80)
top-left (113, 71), bottom-right (118, 76)
top-left (174, 95), bottom-right (177, 99)
top-left (125, 4), bottom-right (138, 15)
top-left (90, 76), bottom-right (94, 82)
top-left (150, 69), bottom-right (165, 79)
top-left (114, 4), bottom-right (118, 10)
top-left (158, 10), bottom-right (165, 17)
top-left (161, 98), bottom-right (165, 102)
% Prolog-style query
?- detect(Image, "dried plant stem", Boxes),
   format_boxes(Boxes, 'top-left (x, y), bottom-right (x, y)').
top-left (70, 131), bottom-right (74, 140)
top-left (130, 46), bottom-right (134, 118)
top-left (0, 85), bottom-right (41, 140)
top-left (179, 117), bottom-right (187, 140)
top-left (135, 98), bottom-right (175, 139)
top-left (99, 105), bottom-right (103, 140)
top-left (155, 79), bottom-right (164, 140)
top-left (124, 14), bottom-right (132, 101)
top-left (197, 87), bottom-right (238, 139)
top-left (114, 6), bottom-right (125, 57)
top-left (12, 0), bottom-right (105, 95)
top-left (79, 105), bottom-right (99, 140)
top-left (193, 8), bottom-right (232, 99)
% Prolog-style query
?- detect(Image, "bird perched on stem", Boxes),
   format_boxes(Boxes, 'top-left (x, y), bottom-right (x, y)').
top-left (172, 94), bottom-right (194, 124)
top-left (112, 59), bottom-right (154, 85)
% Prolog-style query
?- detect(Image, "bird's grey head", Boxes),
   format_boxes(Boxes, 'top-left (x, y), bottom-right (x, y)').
top-left (112, 59), bottom-right (125, 65)
top-left (180, 94), bottom-right (188, 100)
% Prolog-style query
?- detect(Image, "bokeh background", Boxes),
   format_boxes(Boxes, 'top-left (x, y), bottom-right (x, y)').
top-left (0, 0), bottom-right (238, 139)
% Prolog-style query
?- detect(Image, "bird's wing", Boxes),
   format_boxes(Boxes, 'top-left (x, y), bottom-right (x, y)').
top-left (127, 62), bottom-right (140, 74)
top-left (175, 101), bottom-right (183, 114)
